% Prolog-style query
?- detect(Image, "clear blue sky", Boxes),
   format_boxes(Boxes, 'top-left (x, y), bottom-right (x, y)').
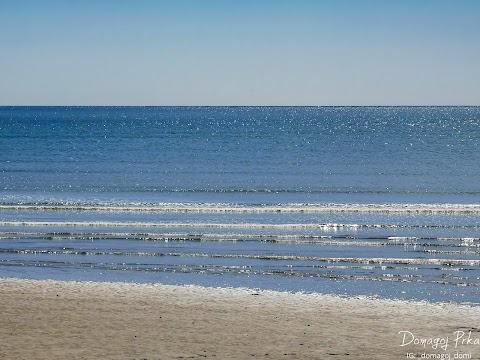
top-left (1, 0), bottom-right (479, 105)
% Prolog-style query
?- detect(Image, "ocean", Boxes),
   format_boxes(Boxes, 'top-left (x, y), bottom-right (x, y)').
top-left (1, 106), bottom-right (479, 303)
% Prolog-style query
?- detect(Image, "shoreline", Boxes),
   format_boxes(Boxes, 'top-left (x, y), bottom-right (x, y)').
top-left (1, 278), bottom-right (479, 359)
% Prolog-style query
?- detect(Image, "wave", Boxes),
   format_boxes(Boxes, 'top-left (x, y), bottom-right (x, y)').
top-left (1, 220), bottom-right (479, 230)
top-left (2, 249), bottom-right (479, 268)
top-left (2, 257), bottom-right (477, 287)
top-left (1, 231), bottom-right (479, 248)
top-left (1, 202), bottom-right (480, 214)
top-left (166, 253), bottom-right (480, 266)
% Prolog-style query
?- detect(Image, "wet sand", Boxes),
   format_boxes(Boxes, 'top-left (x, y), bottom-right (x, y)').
top-left (0, 278), bottom-right (479, 360)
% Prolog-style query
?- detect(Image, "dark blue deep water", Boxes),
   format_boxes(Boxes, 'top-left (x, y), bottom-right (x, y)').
top-left (1, 106), bottom-right (479, 303)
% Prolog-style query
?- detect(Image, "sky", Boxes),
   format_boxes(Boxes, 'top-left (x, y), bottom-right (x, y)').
top-left (0, 0), bottom-right (479, 106)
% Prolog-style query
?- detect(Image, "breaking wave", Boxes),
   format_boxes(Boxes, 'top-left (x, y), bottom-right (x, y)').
top-left (1, 202), bottom-right (480, 214)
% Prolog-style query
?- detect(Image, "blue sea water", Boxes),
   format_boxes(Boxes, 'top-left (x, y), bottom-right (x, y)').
top-left (1, 106), bottom-right (479, 303)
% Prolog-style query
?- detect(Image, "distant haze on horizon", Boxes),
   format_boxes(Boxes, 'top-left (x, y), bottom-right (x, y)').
top-left (1, 0), bottom-right (479, 106)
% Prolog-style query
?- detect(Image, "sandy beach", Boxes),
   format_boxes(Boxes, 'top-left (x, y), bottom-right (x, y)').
top-left (0, 278), bottom-right (479, 360)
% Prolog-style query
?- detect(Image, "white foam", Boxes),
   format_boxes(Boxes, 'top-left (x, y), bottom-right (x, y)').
top-left (1, 202), bottom-right (480, 214)
top-left (0, 220), bottom-right (456, 232)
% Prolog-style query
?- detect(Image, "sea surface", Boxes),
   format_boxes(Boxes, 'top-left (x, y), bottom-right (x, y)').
top-left (1, 106), bottom-right (479, 303)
